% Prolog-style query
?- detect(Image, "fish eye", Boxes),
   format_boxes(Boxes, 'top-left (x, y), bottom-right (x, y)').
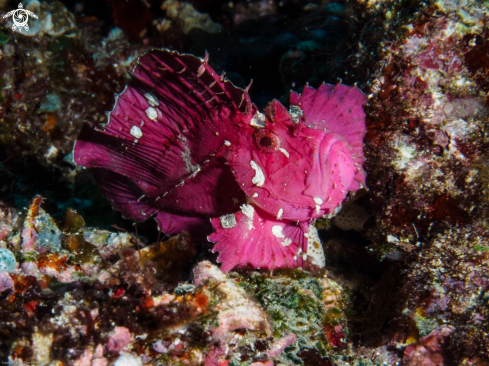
top-left (259, 136), bottom-right (272, 147)
top-left (254, 129), bottom-right (280, 153)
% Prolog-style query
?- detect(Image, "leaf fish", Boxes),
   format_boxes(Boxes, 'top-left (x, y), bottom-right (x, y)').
top-left (73, 49), bottom-right (367, 272)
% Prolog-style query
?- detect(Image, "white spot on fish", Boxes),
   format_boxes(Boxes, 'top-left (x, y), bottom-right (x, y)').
top-left (224, 140), bottom-right (231, 146)
top-left (197, 64), bottom-right (205, 77)
top-left (289, 105), bottom-right (303, 124)
top-left (145, 107), bottom-right (158, 120)
top-left (130, 125), bottom-right (143, 139)
top-left (250, 111), bottom-right (266, 128)
top-left (252, 192), bottom-right (258, 198)
top-left (240, 204), bottom-right (255, 230)
top-left (313, 197), bottom-right (323, 205)
top-left (189, 167), bottom-right (201, 178)
top-left (315, 205), bottom-right (321, 215)
top-left (241, 204), bottom-right (254, 220)
top-left (250, 160), bottom-right (265, 187)
top-left (272, 225), bottom-right (285, 238)
top-left (277, 208), bottom-right (283, 220)
top-left (282, 238), bottom-right (292, 247)
top-left (180, 136), bottom-right (201, 174)
top-left (278, 148), bottom-right (290, 158)
top-left (220, 214), bottom-right (236, 229)
top-left (144, 92), bottom-right (159, 107)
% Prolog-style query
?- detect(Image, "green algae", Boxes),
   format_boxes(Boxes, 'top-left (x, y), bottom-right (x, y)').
top-left (233, 270), bottom-right (349, 364)
top-left (15, 250), bottom-right (39, 263)
top-left (412, 309), bottom-right (440, 337)
top-left (474, 244), bottom-right (489, 252)
top-left (196, 308), bottom-right (220, 330)
top-left (0, 31), bottom-right (9, 44)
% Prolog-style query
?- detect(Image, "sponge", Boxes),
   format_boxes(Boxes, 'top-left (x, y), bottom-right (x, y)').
top-left (0, 248), bottom-right (16, 272)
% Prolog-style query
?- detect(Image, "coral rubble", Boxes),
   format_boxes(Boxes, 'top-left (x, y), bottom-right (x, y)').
top-left (0, 197), bottom-right (350, 364)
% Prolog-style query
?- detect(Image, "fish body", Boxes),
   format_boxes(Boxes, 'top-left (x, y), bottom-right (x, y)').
top-left (73, 49), bottom-right (367, 271)
top-left (74, 49), bottom-right (252, 235)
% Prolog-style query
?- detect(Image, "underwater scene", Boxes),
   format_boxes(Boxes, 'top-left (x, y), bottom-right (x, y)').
top-left (0, 0), bottom-right (488, 364)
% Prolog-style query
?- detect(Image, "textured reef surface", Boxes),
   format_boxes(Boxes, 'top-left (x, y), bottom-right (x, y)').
top-left (1, 0), bottom-right (489, 365)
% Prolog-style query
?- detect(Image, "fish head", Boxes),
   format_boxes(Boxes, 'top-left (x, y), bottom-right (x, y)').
top-left (226, 85), bottom-right (367, 222)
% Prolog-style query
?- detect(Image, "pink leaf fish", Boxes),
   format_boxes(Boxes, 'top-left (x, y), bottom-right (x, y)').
top-left (74, 49), bottom-right (367, 272)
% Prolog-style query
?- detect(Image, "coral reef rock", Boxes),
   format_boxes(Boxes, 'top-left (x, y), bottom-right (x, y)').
top-left (160, 0), bottom-right (222, 34)
top-left (364, 0), bottom-right (489, 363)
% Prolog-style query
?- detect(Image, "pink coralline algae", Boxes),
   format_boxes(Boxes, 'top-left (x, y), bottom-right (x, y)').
top-left (106, 326), bottom-right (132, 352)
top-left (403, 327), bottom-right (455, 366)
top-left (74, 49), bottom-right (367, 271)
